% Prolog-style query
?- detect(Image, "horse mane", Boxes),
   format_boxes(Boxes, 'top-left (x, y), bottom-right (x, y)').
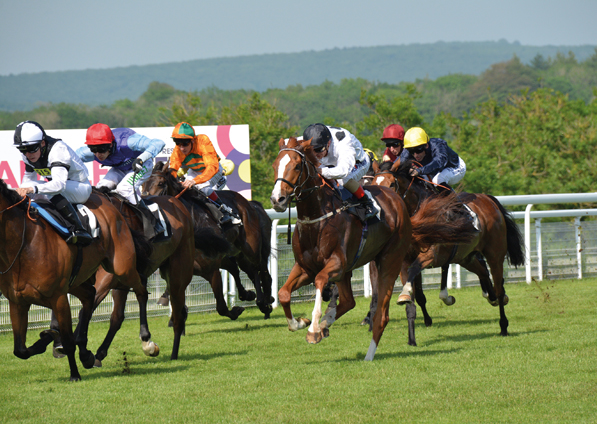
top-left (0, 179), bottom-right (29, 211)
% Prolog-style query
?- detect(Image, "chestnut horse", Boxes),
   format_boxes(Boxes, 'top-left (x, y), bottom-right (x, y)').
top-left (144, 162), bottom-right (274, 319)
top-left (0, 179), bottom-right (146, 381)
top-left (372, 159), bottom-right (524, 343)
top-left (89, 191), bottom-right (215, 364)
top-left (270, 137), bottom-right (476, 360)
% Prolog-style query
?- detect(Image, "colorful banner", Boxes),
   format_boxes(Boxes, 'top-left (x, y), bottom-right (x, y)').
top-left (0, 124), bottom-right (252, 200)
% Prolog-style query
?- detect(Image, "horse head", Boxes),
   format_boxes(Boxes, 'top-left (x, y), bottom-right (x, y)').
top-left (270, 137), bottom-right (321, 212)
top-left (143, 161), bottom-right (181, 196)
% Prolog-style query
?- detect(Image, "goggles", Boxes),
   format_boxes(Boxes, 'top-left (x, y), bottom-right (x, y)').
top-left (313, 145), bottom-right (327, 153)
top-left (89, 144), bottom-right (112, 154)
top-left (407, 145), bottom-right (426, 155)
top-left (174, 139), bottom-right (192, 147)
top-left (17, 144), bottom-right (41, 154)
top-left (386, 142), bottom-right (402, 148)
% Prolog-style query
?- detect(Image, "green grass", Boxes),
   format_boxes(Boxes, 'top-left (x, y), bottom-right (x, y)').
top-left (1, 278), bottom-right (596, 423)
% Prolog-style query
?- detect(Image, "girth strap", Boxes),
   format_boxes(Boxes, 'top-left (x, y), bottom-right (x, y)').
top-left (350, 222), bottom-right (369, 269)
top-left (68, 246), bottom-right (83, 287)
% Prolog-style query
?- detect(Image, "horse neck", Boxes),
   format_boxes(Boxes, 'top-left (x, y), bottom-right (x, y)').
top-left (294, 175), bottom-right (336, 220)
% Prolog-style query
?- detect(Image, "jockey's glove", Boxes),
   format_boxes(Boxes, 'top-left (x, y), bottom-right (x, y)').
top-left (132, 158), bottom-right (144, 172)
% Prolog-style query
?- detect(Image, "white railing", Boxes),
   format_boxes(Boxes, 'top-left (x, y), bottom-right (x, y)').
top-left (2, 192), bottom-right (597, 332)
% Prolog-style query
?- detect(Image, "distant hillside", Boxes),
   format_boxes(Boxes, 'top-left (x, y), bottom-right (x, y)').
top-left (1, 40), bottom-right (595, 111)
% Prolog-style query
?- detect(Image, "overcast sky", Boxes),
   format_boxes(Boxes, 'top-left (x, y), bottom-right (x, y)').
top-left (1, 0), bottom-right (595, 76)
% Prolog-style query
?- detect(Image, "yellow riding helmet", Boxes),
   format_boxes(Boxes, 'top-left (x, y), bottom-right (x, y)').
top-left (403, 127), bottom-right (429, 149)
top-left (220, 159), bottom-right (235, 176)
top-left (363, 147), bottom-right (378, 162)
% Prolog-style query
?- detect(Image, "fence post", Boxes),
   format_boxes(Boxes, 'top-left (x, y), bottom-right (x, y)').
top-left (535, 218), bottom-right (543, 281)
top-left (575, 217), bottom-right (582, 279)
top-left (270, 219), bottom-right (280, 307)
top-left (363, 264), bottom-right (371, 297)
top-left (525, 204), bottom-right (533, 284)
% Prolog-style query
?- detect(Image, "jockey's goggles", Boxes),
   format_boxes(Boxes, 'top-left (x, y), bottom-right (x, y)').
top-left (17, 143), bottom-right (41, 154)
top-left (407, 145), bottom-right (426, 155)
top-left (386, 142), bottom-right (402, 148)
top-left (89, 144), bottom-right (112, 154)
top-left (173, 139), bottom-right (192, 147)
top-left (313, 145), bottom-right (327, 153)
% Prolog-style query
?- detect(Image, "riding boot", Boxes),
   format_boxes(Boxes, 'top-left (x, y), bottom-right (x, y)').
top-left (438, 182), bottom-right (454, 195)
top-left (50, 194), bottom-right (93, 246)
top-left (355, 192), bottom-right (378, 221)
top-left (217, 201), bottom-right (242, 226)
top-left (205, 198), bottom-right (241, 226)
top-left (134, 199), bottom-right (165, 239)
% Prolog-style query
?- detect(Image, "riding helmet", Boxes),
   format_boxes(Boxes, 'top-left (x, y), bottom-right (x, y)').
top-left (381, 124), bottom-right (405, 144)
top-left (86, 123), bottom-right (115, 145)
top-left (14, 121), bottom-right (46, 147)
top-left (172, 122), bottom-right (196, 140)
top-left (303, 123), bottom-right (332, 150)
top-left (403, 127), bottom-right (429, 149)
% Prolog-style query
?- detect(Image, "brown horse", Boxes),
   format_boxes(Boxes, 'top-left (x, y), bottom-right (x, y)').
top-left (372, 159), bottom-right (525, 343)
top-left (270, 137), bottom-right (476, 360)
top-left (0, 179), bottom-right (146, 381)
top-left (89, 191), bottom-right (213, 364)
top-left (144, 162), bottom-right (274, 319)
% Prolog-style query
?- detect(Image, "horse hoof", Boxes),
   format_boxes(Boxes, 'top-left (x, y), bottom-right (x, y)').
top-left (306, 331), bottom-right (323, 344)
top-left (229, 306), bottom-right (245, 320)
top-left (142, 341), bottom-right (160, 357)
top-left (360, 317), bottom-right (371, 326)
top-left (53, 346), bottom-right (66, 359)
top-left (396, 294), bottom-right (412, 305)
top-left (94, 358), bottom-right (103, 368)
top-left (81, 352), bottom-right (95, 369)
top-left (445, 296), bottom-right (456, 306)
top-left (40, 329), bottom-right (60, 342)
top-left (322, 328), bottom-right (329, 338)
top-left (239, 291), bottom-right (256, 302)
top-left (299, 317), bottom-right (311, 329)
top-left (157, 296), bottom-right (169, 307)
top-left (69, 376), bottom-right (81, 382)
top-left (503, 295), bottom-right (509, 306)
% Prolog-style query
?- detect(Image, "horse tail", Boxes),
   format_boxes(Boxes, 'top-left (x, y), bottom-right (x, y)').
top-left (193, 222), bottom-right (231, 259)
top-left (409, 193), bottom-right (477, 251)
top-left (130, 228), bottom-right (154, 278)
top-left (250, 200), bottom-right (273, 262)
top-left (487, 195), bottom-right (525, 267)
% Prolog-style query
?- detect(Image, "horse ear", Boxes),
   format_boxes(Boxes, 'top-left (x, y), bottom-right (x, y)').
top-left (372, 160), bottom-right (381, 173)
top-left (279, 138), bottom-right (286, 149)
top-left (390, 159), bottom-right (401, 173)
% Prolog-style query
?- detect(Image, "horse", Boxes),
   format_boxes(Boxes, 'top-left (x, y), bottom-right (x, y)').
top-left (371, 159), bottom-right (525, 344)
top-left (143, 162), bottom-right (274, 319)
top-left (270, 137), bottom-right (477, 360)
top-left (0, 179), bottom-right (147, 381)
top-left (88, 191), bottom-right (222, 364)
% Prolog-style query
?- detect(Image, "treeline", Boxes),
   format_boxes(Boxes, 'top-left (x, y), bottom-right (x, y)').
top-left (1, 53), bottom-right (596, 206)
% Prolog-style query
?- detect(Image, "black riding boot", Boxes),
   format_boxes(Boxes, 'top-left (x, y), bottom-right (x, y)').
top-left (134, 199), bottom-right (165, 239)
top-left (216, 200), bottom-right (242, 226)
top-left (205, 198), bottom-right (241, 226)
top-left (51, 194), bottom-right (93, 246)
top-left (356, 194), bottom-right (377, 220)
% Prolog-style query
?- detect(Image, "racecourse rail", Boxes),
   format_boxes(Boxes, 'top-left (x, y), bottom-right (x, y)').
top-left (2, 192), bottom-right (597, 332)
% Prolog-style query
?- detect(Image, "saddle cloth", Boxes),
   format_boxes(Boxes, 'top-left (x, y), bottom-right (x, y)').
top-left (144, 198), bottom-right (172, 242)
top-left (31, 200), bottom-right (101, 242)
top-left (337, 186), bottom-right (381, 222)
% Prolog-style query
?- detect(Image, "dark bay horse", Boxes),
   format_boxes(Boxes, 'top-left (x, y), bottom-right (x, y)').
top-left (372, 159), bottom-right (524, 343)
top-left (90, 192), bottom-right (209, 364)
top-left (144, 162), bottom-right (274, 319)
top-left (270, 137), bottom-right (476, 360)
top-left (0, 179), bottom-right (146, 381)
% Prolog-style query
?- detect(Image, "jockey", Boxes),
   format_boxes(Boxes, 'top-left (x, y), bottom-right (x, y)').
top-left (381, 124), bottom-right (405, 163)
top-left (304, 123), bottom-right (377, 220)
top-left (168, 122), bottom-right (241, 226)
top-left (398, 127), bottom-right (466, 191)
top-left (76, 123), bottom-right (165, 237)
top-left (13, 120), bottom-right (93, 246)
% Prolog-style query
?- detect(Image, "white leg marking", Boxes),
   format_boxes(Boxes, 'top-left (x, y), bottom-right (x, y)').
top-left (400, 282), bottom-right (413, 297)
top-left (308, 289), bottom-right (323, 333)
top-left (364, 340), bottom-right (377, 361)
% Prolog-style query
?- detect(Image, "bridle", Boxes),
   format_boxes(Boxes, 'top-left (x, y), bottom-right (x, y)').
top-left (275, 148), bottom-right (324, 202)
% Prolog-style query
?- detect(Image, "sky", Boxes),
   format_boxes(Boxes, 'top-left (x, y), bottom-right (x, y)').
top-left (1, 0), bottom-right (596, 76)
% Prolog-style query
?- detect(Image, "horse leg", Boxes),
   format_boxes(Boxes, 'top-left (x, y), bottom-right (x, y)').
top-left (206, 267), bottom-right (245, 320)
top-left (9, 301), bottom-right (53, 359)
top-left (222, 257), bottom-right (256, 302)
top-left (413, 273), bottom-right (432, 327)
top-left (47, 311), bottom-right (65, 358)
top-left (94, 288), bottom-right (129, 366)
top-left (320, 273), bottom-right (356, 339)
top-left (486, 257), bottom-right (508, 336)
top-left (438, 265), bottom-right (456, 306)
top-left (306, 259), bottom-right (344, 344)
top-left (396, 259), bottom-right (422, 305)
top-left (362, 261), bottom-right (378, 329)
top-left (132, 276), bottom-right (159, 357)
top-left (70, 281), bottom-right (96, 369)
top-left (278, 263), bottom-right (313, 331)
top-left (51, 294), bottom-right (82, 381)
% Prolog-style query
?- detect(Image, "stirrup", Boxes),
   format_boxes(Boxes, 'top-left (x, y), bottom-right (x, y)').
top-left (219, 204), bottom-right (242, 225)
top-left (66, 231), bottom-right (93, 247)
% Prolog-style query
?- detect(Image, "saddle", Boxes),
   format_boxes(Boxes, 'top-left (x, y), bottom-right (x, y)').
top-left (336, 186), bottom-right (381, 223)
top-left (30, 199), bottom-right (101, 243)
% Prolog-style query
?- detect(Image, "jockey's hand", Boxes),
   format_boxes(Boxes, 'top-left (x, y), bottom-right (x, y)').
top-left (15, 187), bottom-right (34, 197)
top-left (409, 167), bottom-right (420, 177)
top-left (182, 180), bottom-right (195, 189)
top-left (132, 158), bottom-right (144, 172)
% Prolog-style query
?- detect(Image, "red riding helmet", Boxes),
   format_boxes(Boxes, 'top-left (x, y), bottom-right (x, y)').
top-left (380, 124), bottom-right (405, 143)
top-left (86, 123), bottom-right (115, 145)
